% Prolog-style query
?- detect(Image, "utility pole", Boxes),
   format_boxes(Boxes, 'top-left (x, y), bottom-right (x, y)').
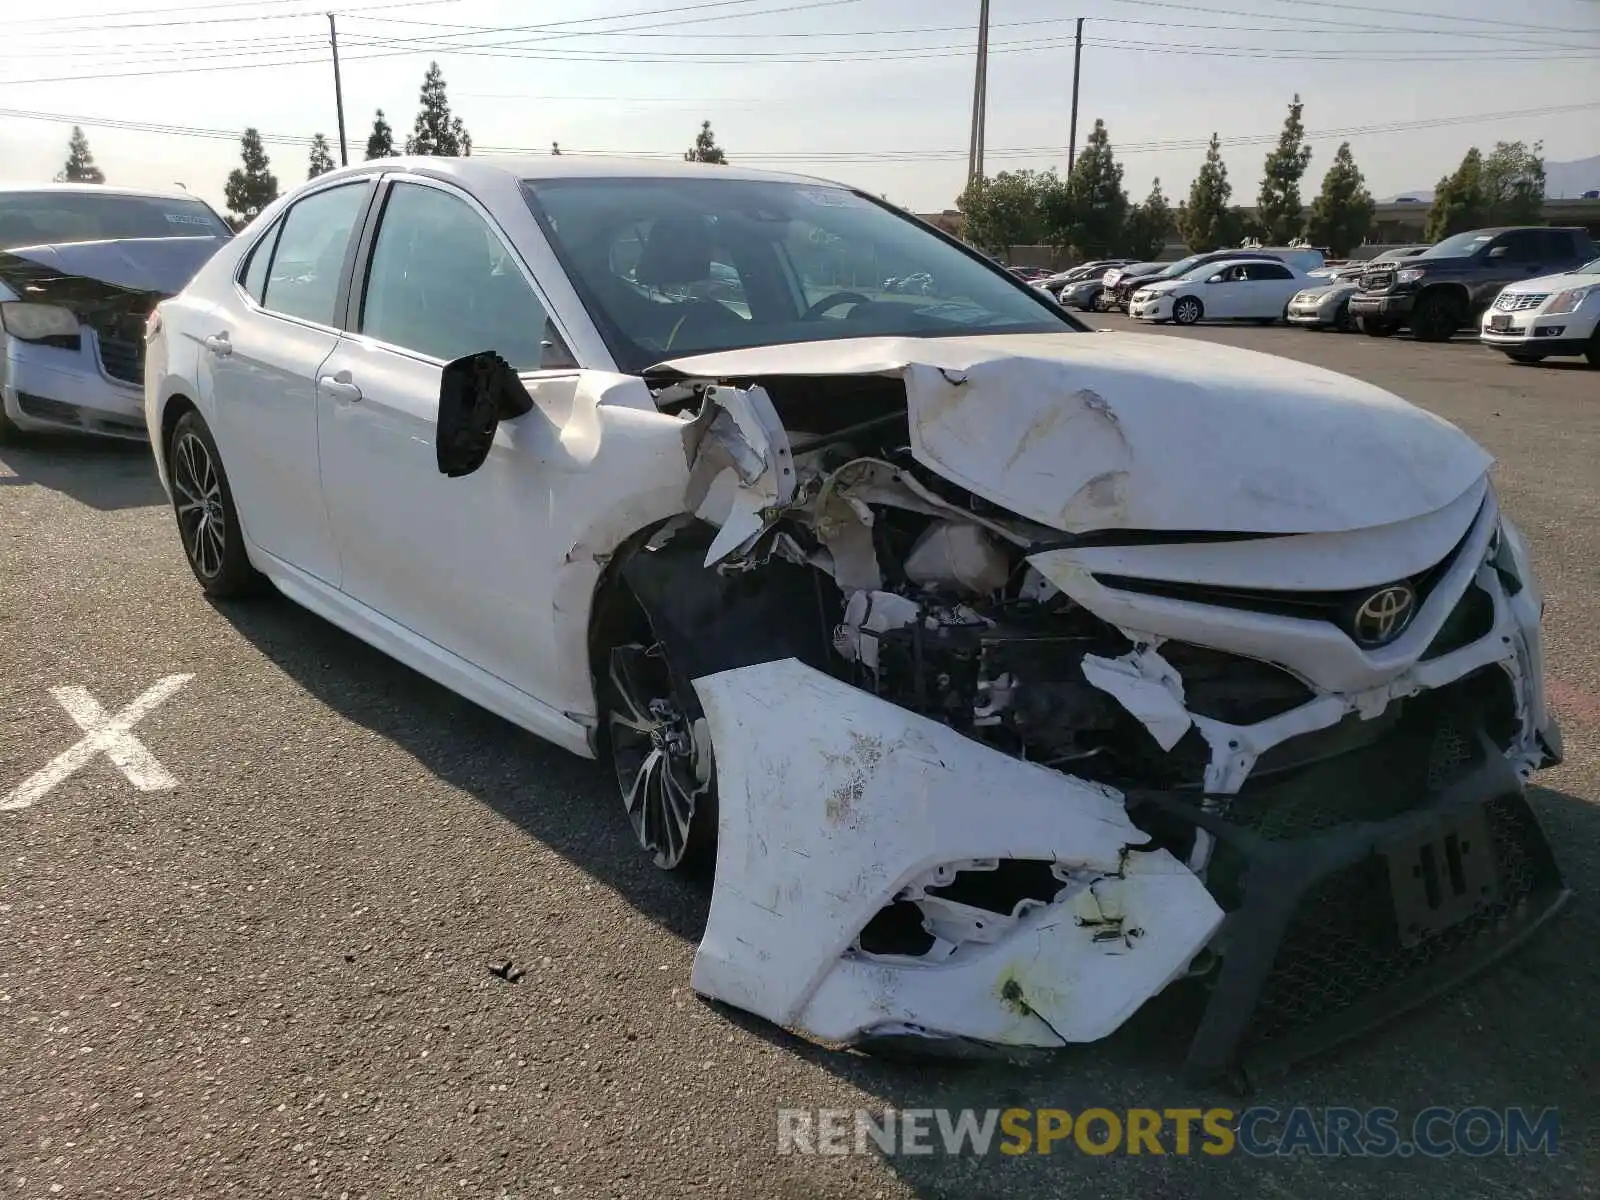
top-left (328, 13), bottom-right (349, 166)
top-left (966, 0), bottom-right (990, 187)
top-left (1067, 18), bottom-right (1084, 173)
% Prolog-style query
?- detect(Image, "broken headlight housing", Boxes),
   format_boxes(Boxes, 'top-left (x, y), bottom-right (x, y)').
top-left (0, 301), bottom-right (81, 348)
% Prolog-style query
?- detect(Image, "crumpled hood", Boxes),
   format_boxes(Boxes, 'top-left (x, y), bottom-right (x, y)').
top-left (0, 235), bottom-right (226, 300)
top-left (648, 332), bottom-right (1493, 536)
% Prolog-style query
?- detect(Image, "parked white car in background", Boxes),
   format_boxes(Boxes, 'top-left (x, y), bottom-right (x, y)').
top-left (1129, 258), bottom-right (1309, 325)
top-left (143, 156), bottom-right (1564, 1079)
top-left (1479, 256), bottom-right (1600, 366)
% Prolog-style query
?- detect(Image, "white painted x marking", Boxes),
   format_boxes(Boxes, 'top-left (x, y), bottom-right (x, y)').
top-left (1, 674), bottom-right (194, 813)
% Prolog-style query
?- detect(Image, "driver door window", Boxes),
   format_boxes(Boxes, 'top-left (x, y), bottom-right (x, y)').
top-left (1493, 231), bottom-right (1541, 263)
top-left (360, 182), bottom-right (570, 370)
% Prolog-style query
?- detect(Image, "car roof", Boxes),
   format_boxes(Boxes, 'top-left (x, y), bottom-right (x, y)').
top-left (0, 181), bottom-right (205, 204)
top-left (304, 154), bottom-right (843, 192)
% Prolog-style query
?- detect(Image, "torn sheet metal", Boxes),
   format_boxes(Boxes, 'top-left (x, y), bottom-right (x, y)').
top-left (1080, 645), bottom-right (1192, 752)
top-left (689, 657), bottom-right (1223, 1048)
top-left (680, 384), bottom-right (796, 566)
top-left (648, 333), bottom-right (1492, 537)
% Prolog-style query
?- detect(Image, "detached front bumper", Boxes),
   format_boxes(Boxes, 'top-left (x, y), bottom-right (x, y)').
top-left (685, 489), bottom-right (1567, 1081)
top-left (3, 335), bottom-right (148, 440)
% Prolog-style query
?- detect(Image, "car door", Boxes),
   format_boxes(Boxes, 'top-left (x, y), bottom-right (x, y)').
top-left (315, 175), bottom-right (583, 699)
top-left (204, 179), bottom-right (373, 585)
top-left (1203, 265), bottom-right (1249, 317)
top-left (1245, 262), bottom-right (1301, 316)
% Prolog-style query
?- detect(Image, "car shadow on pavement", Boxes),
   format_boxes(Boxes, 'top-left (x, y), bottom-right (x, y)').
top-left (0, 434), bottom-right (165, 511)
top-left (212, 590), bottom-right (1596, 1197)
top-left (210, 590), bottom-right (715, 945)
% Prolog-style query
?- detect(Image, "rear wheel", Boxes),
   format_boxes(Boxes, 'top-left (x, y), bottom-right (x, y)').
top-left (1410, 291), bottom-right (1464, 342)
top-left (168, 410), bottom-right (263, 598)
top-left (1173, 296), bottom-right (1204, 326)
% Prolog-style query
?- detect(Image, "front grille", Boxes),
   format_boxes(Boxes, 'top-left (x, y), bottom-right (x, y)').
top-left (1224, 700), bottom-right (1483, 844)
top-left (1245, 792), bottom-right (1550, 1048)
top-left (85, 311), bottom-right (148, 386)
top-left (1093, 520), bottom-right (1476, 643)
top-left (1494, 292), bottom-right (1548, 312)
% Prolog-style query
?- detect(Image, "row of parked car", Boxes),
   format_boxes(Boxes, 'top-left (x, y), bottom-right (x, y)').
top-left (1034, 226), bottom-right (1600, 367)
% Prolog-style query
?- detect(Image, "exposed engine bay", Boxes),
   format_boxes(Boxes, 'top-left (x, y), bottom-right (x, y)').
top-left (606, 342), bottom-right (1568, 1085)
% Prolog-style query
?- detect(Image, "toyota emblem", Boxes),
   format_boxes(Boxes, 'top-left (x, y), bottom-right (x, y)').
top-left (1351, 584), bottom-right (1417, 647)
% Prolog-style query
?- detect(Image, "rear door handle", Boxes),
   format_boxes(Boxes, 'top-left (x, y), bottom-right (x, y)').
top-left (202, 332), bottom-right (232, 356)
top-left (317, 372), bottom-right (362, 403)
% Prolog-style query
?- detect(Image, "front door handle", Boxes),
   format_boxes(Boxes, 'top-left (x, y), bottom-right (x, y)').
top-left (317, 372), bottom-right (362, 403)
top-left (202, 332), bottom-right (232, 356)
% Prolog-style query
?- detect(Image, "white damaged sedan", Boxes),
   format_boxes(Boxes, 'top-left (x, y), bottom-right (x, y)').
top-left (145, 157), bottom-right (1567, 1084)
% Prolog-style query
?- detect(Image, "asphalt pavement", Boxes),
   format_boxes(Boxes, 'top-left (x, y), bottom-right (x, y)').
top-left (2, 320), bottom-right (1596, 1199)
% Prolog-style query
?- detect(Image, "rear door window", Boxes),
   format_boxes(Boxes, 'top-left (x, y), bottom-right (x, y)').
top-left (260, 183), bottom-right (368, 328)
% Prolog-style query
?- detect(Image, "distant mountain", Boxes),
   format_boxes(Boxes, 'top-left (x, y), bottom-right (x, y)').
top-left (1545, 155), bottom-right (1600, 198)
top-left (1382, 154), bottom-right (1600, 203)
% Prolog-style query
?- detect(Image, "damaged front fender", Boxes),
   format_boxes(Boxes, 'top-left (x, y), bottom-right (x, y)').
top-left (689, 657), bottom-right (1224, 1049)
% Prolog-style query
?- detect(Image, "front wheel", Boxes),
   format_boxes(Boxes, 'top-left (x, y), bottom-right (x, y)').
top-left (1172, 296), bottom-right (1204, 326)
top-left (1586, 328), bottom-right (1600, 368)
top-left (1410, 291), bottom-right (1463, 342)
top-left (168, 410), bottom-right (263, 598)
top-left (1360, 315), bottom-right (1397, 337)
top-left (1506, 351), bottom-right (1546, 365)
top-left (603, 638), bottom-right (717, 873)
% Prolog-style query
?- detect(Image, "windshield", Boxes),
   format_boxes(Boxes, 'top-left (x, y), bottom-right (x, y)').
top-left (0, 191), bottom-right (230, 248)
top-left (1421, 231), bottom-right (1495, 259)
top-left (521, 177), bottom-right (1081, 372)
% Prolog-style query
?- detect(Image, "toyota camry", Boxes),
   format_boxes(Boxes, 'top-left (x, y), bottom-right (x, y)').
top-left (143, 157), bottom-right (1567, 1085)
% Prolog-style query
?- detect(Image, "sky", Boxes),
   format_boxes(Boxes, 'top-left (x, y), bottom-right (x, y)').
top-left (1, 0), bottom-right (1598, 216)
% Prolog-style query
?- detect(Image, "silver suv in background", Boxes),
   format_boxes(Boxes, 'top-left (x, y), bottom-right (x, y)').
top-left (0, 184), bottom-right (231, 443)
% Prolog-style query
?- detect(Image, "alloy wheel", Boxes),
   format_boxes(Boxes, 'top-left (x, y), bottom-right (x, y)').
top-left (606, 641), bottom-right (712, 871)
top-left (172, 430), bottom-right (227, 580)
top-left (1174, 297), bottom-right (1202, 325)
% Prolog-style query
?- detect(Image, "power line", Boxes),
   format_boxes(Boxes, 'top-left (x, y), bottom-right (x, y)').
top-left (0, 0), bottom-right (464, 35)
top-left (1253, 0), bottom-right (1600, 33)
top-left (6, 98), bottom-right (1594, 163)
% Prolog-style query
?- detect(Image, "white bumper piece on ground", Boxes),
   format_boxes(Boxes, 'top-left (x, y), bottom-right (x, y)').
top-left (688, 658), bottom-right (1224, 1048)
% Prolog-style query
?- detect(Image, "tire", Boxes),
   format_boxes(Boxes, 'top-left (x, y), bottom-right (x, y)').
top-left (1333, 302), bottom-right (1353, 332)
top-left (1360, 315), bottom-right (1397, 337)
top-left (601, 633), bottom-right (717, 874)
top-left (1586, 328), bottom-right (1600, 368)
top-left (167, 409), bottom-right (264, 599)
top-left (1410, 291), bottom-right (1463, 343)
top-left (1506, 351), bottom-right (1546, 365)
top-left (1173, 296), bottom-right (1203, 326)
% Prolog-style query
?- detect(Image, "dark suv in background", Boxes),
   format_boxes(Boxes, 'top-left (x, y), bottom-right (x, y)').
top-left (1349, 226), bottom-right (1598, 342)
